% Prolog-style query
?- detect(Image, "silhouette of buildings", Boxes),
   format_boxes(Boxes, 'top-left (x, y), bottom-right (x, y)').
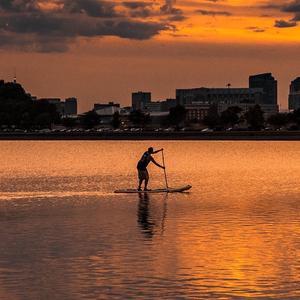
top-left (176, 74), bottom-right (279, 117)
top-left (39, 97), bottom-right (78, 117)
top-left (132, 92), bottom-right (151, 110)
top-left (249, 73), bottom-right (277, 105)
top-left (289, 77), bottom-right (300, 111)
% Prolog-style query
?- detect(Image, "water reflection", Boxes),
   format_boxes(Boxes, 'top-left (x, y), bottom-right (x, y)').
top-left (137, 193), bottom-right (155, 238)
top-left (137, 193), bottom-right (168, 238)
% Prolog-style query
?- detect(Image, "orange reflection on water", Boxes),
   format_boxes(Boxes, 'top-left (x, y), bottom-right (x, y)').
top-left (1, 141), bottom-right (300, 298)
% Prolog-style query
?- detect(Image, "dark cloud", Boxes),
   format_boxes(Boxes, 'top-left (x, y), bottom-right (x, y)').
top-left (167, 14), bottom-right (186, 21)
top-left (123, 1), bottom-right (154, 18)
top-left (1, 12), bottom-right (168, 38)
top-left (282, 1), bottom-right (300, 13)
top-left (160, 0), bottom-right (183, 16)
top-left (0, 0), bottom-right (39, 13)
top-left (122, 1), bottom-right (154, 10)
top-left (261, 0), bottom-right (300, 27)
top-left (123, 0), bottom-right (187, 22)
top-left (0, 0), bottom-right (180, 52)
top-left (196, 9), bottom-right (232, 16)
top-left (274, 19), bottom-right (297, 28)
top-left (63, 0), bottom-right (119, 18)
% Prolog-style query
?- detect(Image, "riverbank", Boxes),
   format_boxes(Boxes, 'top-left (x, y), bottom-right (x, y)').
top-left (2, 131), bottom-right (300, 140)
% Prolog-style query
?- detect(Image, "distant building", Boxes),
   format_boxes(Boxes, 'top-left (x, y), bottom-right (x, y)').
top-left (289, 77), bottom-right (300, 111)
top-left (249, 73), bottom-right (277, 105)
top-left (176, 87), bottom-right (264, 107)
top-left (39, 98), bottom-right (63, 114)
top-left (94, 102), bottom-right (120, 116)
top-left (144, 101), bottom-right (162, 112)
top-left (185, 103), bottom-right (211, 122)
top-left (65, 98), bottom-right (77, 116)
top-left (132, 92), bottom-right (151, 110)
top-left (161, 98), bottom-right (177, 112)
top-left (39, 97), bottom-right (78, 116)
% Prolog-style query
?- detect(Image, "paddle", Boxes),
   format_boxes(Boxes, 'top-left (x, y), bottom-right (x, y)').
top-left (161, 149), bottom-right (169, 189)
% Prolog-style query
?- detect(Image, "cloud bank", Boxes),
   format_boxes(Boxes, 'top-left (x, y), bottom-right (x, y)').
top-left (0, 0), bottom-right (185, 52)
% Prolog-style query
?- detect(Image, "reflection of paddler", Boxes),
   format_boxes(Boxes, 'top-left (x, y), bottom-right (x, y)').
top-left (137, 193), bottom-right (155, 238)
top-left (137, 147), bottom-right (165, 191)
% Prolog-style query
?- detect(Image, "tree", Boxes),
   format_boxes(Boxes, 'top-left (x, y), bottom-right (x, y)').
top-left (267, 113), bottom-right (288, 129)
top-left (168, 105), bottom-right (186, 129)
top-left (290, 108), bottom-right (300, 126)
top-left (0, 82), bottom-right (60, 129)
top-left (111, 112), bottom-right (121, 129)
top-left (34, 113), bottom-right (52, 128)
top-left (63, 117), bottom-right (77, 128)
top-left (81, 111), bottom-right (100, 129)
top-left (203, 105), bottom-right (220, 129)
top-left (244, 105), bottom-right (265, 130)
top-left (221, 106), bottom-right (242, 128)
top-left (129, 110), bottom-right (150, 127)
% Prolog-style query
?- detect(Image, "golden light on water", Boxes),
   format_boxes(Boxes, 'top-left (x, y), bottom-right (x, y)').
top-left (1, 141), bottom-right (300, 298)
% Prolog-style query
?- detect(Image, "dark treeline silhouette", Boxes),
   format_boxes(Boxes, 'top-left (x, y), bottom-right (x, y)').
top-left (168, 105), bottom-right (186, 129)
top-left (0, 82), bottom-right (59, 129)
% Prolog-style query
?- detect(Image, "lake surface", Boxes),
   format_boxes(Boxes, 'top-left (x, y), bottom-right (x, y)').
top-left (1, 141), bottom-right (300, 299)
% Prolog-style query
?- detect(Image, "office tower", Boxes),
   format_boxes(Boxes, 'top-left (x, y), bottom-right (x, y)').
top-left (249, 73), bottom-right (277, 105)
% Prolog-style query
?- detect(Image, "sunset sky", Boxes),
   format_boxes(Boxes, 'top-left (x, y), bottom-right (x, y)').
top-left (0, 0), bottom-right (300, 112)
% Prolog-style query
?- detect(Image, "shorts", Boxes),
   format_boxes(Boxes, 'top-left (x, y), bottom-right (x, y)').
top-left (138, 169), bottom-right (149, 181)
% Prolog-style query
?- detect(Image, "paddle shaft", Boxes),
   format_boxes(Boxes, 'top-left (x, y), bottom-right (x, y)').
top-left (161, 150), bottom-right (169, 189)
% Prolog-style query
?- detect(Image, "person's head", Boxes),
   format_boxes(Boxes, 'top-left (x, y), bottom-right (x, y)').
top-left (148, 147), bottom-right (154, 154)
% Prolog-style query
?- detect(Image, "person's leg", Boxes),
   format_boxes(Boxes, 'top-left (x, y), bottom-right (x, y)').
top-left (138, 178), bottom-right (143, 190)
top-left (138, 170), bottom-right (143, 190)
top-left (144, 170), bottom-right (149, 190)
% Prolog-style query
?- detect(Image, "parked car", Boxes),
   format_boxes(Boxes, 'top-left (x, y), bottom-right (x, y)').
top-left (201, 128), bottom-right (213, 132)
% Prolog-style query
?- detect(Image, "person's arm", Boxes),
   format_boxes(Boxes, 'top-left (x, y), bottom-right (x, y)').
top-left (150, 157), bottom-right (165, 169)
top-left (153, 148), bottom-right (163, 154)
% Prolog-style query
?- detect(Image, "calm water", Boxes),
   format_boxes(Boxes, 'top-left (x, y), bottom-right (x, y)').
top-left (1, 141), bottom-right (300, 299)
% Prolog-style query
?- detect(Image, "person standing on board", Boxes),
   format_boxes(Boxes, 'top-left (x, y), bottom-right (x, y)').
top-left (137, 147), bottom-right (165, 191)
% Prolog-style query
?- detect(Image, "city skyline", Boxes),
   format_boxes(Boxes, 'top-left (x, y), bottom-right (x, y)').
top-left (7, 73), bottom-right (300, 113)
top-left (0, 0), bottom-right (300, 112)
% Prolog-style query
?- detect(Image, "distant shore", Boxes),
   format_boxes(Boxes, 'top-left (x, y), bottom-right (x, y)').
top-left (2, 131), bottom-right (300, 141)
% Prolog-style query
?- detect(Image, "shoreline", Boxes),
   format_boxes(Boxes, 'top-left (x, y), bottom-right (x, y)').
top-left (2, 131), bottom-right (300, 141)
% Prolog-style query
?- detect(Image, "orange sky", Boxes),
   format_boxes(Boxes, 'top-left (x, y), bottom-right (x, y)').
top-left (0, 0), bottom-right (299, 111)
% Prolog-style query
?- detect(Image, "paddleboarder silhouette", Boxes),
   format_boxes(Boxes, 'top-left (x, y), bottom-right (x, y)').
top-left (137, 147), bottom-right (165, 191)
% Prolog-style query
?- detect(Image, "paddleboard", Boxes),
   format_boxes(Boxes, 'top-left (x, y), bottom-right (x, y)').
top-left (114, 185), bottom-right (192, 194)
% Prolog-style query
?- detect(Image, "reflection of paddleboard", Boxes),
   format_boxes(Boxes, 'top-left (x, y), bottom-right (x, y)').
top-left (114, 185), bottom-right (192, 194)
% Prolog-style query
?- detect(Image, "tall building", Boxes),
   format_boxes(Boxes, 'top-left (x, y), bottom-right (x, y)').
top-left (65, 98), bottom-right (77, 116)
top-left (289, 77), bottom-right (300, 110)
top-left (132, 92), bottom-right (151, 110)
top-left (249, 73), bottom-right (277, 105)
